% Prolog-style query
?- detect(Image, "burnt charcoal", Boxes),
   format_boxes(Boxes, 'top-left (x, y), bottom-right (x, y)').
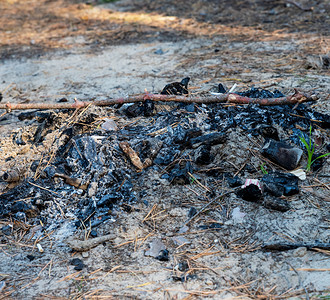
top-left (182, 103), bottom-right (195, 112)
top-left (0, 92), bottom-right (2, 102)
top-left (44, 166), bottom-right (56, 179)
top-left (97, 193), bottom-right (122, 207)
top-left (17, 111), bottom-right (35, 121)
top-left (135, 138), bottom-right (163, 161)
top-left (312, 111), bottom-right (330, 128)
top-left (172, 274), bottom-right (196, 282)
top-left (189, 132), bottom-right (227, 148)
top-left (261, 139), bottom-right (303, 170)
top-left (26, 255), bottom-right (36, 261)
top-left (226, 175), bottom-right (243, 187)
top-left (173, 125), bottom-right (187, 144)
top-left (244, 164), bottom-right (257, 174)
top-left (206, 189), bottom-right (216, 198)
top-left (263, 242), bottom-right (330, 251)
top-left (122, 203), bottom-right (137, 213)
top-left (154, 148), bottom-right (179, 165)
top-left (154, 48), bottom-right (164, 55)
top-left (119, 179), bottom-right (135, 196)
top-left (17, 111), bottom-right (50, 122)
top-left (259, 125), bottom-right (279, 140)
top-left (169, 168), bottom-right (189, 185)
top-left (289, 106), bottom-right (330, 129)
top-left (194, 145), bottom-right (211, 164)
top-left (185, 128), bottom-right (203, 140)
top-left (311, 152), bottom-right (326, 171)
top-left (237, 184), bottom-right (263, 203)
top-left (178, 261), bottom-right (189, 272)
top-left (125, 100), bottom-right (155, 117)
top-left (135, 139), bottom-right (152, 160)
top-left (262, 172), bottom-right (299, 197)
top-left (218, 83), bottom-right (227, 93)
top-left (199, 223), bottom-right (222, 230)
top-left (90, 230), bottom-right (98, 238)
top-left (161, 77), bottom-right (190, 95)
top-left (13, 130), bottom-right (26, 145)
top-left (67, 135), bottom-right (102, 171)
top-left (188, 207), bottom-right (197, 219)
top-left (237, 87), bottom-right (285, 98)
top-left (90, 215), bottom-right (112, 228)
top-left (0, 182), bottom-right (37, 216)
top-left (155, 249), bottom-right (169, 261)
top-left (11, 202), bottom-right (30, 214)
top-left (160, 173), bottom-right (170, 180)
top-left (125, 103), bottom-right (144, 117)
top-left (56, 127), bottom-right (76, 155)
top-left (70, 258), bottom-right (85, 271)
top-left (143, 100), bottom-right (155, 117)
top-left (33, 111), bottom-right (58, 143)
top-left (1, 225), bottom-right (12, 235)
top-left (263, 196), bottom-right (291, 212)
top-left (169, 162), bottom-right (192, 185)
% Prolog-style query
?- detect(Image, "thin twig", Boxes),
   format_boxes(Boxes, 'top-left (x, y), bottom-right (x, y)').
top-left (0, 90), bottom-right (317, 112)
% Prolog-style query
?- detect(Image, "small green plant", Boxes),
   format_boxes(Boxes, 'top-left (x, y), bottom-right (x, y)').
top-left (260, 162), bottom-right (268, 174)
top-left (299, 125), bottom-right (330, 172)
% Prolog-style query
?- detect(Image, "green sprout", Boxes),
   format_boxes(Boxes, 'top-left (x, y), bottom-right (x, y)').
top-left (260, 162), bottom-right (268, 174)
top-left (299, 125), bottom-right (330, 172)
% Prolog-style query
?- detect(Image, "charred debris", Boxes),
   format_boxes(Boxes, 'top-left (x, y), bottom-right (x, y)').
top-left (0, 78), bottom-right (329, 251)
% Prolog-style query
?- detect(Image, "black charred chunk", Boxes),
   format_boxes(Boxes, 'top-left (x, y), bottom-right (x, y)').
top-left (218, 83), bottom-right (227, 93)
top-left (262, 172), bottom-right (299, 197)
top-left (261, 139), bottom-right (303, 170)
top-left (226, 175), bottom-right (243, 188)
top-left (155, 249), bottom-right (169, 261)
top-left (70, 258), bottom-right (85, 271)
top-left (161, 77), bottom-right (190, 95)
top-left (194, 145), bottom-right (211, 165)
top-left (125, 100), bottom-right (155, 117)
top-left (199, 222), bottom-right (222, 231)
top-left (237, 87), bottom-right (285, 98)
top-left (263, 196), bottom-right (291, 212)
top-left (259, 125), bottom-right (279, 141)
top-left (237, 184), bottom-right (263, 203)
top-left (169, 162), bottom-right (192, 185)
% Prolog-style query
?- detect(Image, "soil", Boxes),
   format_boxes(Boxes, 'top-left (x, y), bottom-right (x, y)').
top-left (0, 0), bottom-right (329, 299)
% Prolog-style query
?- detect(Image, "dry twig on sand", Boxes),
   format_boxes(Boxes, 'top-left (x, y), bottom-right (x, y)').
top-left (67, 234), bottom-right (116, 251)
top-left (0, 90), bottom-right (318, 112)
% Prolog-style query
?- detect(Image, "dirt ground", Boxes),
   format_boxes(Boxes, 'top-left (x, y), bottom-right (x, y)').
top-left (0, 0), bottom-right (329, 299)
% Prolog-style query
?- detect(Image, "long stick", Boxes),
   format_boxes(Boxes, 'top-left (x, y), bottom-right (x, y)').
top-left (0, 89), bottom-right (317, 112)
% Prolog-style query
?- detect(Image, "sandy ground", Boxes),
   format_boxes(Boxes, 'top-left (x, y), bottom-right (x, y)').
top-left (0, 0), bottom-right (329, 299)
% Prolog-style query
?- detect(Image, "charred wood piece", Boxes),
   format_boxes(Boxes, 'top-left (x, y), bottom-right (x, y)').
top-left (161, 77), bottom-right (190, 95)
top-left (189, 132), bottom-right (227, 148)
top-left (261, 139), bottom-right (303, 170)
top-left (262, 242), bottom-right (330, 251)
